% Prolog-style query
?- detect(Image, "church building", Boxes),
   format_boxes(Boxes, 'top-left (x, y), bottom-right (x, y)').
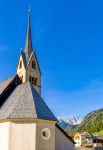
top-left (0, 4), bottom-right (75, 150)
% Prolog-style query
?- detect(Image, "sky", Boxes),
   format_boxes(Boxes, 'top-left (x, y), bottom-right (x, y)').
top-left (0, 0), bottom-right (103, 119)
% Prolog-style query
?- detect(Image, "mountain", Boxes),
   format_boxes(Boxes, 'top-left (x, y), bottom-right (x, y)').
top-left (58, 109), bottom-right (103, 136)
top-left (58, 116), bottom-right (82, 125)
top-left (59, 109), bottom-right (103, 135)
top-left (58, 116), bottom-right (82, 134)
top-left (75, 108), bottom-right (103, 134)
top-left (58, 119), bottom-right (69, 129)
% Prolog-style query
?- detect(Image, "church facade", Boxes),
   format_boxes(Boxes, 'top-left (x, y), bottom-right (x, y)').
top-left (0, 4), bottom-right (74, 150)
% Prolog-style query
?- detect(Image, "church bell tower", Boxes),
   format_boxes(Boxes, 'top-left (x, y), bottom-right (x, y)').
top-left (17, 4), bottom-right (41, 94)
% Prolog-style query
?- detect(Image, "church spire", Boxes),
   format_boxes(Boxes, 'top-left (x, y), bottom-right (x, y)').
top-left (25, 2), bottom-right (33, 61)
top-left (17, 1), bottom-right (41, 94)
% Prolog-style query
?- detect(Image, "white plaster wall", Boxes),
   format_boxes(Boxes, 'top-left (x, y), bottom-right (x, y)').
top-left (55, 127), bottom-right (74, 150)
top-left (9, 122), bottom-right (36, 150)
top-left (0, 122), bottom-right (74, 150)
top-left (0, 122), bottom-right (10, 150)
top-left (36, 122), bottom-right (55, 150)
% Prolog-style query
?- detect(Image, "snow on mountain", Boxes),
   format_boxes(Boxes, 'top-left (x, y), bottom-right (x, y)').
top-left (58, 115), bottom-right (82, 125)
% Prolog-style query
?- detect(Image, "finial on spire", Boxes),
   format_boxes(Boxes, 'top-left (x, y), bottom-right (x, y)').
top-left (28, 0), bottom-right (30, 13)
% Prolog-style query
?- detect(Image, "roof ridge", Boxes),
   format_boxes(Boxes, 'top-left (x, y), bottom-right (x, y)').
top-left (0, 74), bottom-right (16, 83)
top-left (26, 51), bottom-right (33, 67)
top-left (26, 51), bottom-right (41, 74)
top-left (0, 74), bottom-right (17, 96)
top-left (29, 82), bottom-right (38, 118)
top-left (28, 81), bottom-right (38, 117)
top-left (30, 83), bottom-right (57, 121)
top-left (0, 83), bottom-right (23, 118)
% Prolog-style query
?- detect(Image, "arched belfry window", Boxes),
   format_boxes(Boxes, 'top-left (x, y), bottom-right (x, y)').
top-left (19, 60), bottom-right (22, 69)
top-left (34, 78), bottom-right (37, 85)
top-left (32, 61), bottom-right (36, 69)
top-left (32, 77), bottom-right (35, 85)
top-left (29, 76), bottom-right (37, 86)
top-left (29, 76), bottom-right (32, 83)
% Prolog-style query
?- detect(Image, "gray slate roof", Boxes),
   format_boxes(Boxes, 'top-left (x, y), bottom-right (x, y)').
top-left (0, 82), bottom-right (57, 121)
top-left (0, 75), bottom-right (16, 95)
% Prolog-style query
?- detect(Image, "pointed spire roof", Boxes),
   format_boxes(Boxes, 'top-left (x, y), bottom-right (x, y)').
top-left (25, 2), bottom-right (33, 61)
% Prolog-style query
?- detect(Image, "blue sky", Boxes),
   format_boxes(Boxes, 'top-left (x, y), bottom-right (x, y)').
top-left (0, 0), bottom-right (103, 118)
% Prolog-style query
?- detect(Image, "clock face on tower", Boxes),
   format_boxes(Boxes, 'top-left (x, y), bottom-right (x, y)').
top-left (41, 128), bottom-right (51, 140)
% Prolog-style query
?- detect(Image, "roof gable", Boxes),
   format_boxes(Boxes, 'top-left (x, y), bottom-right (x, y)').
top-left (17, 51), bottom-right (27, 70)
top-left (26, 51), bottom-right (41, 74)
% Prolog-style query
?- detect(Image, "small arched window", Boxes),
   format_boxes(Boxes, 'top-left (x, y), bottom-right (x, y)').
top-left (32, 61), bottom-right (36, 69)
top-left (19, 60), bottom-right (22, 69)
top-left (30, 77), bottom-right (37, 85)
top-left (29, 76), bottom-right (37, 86)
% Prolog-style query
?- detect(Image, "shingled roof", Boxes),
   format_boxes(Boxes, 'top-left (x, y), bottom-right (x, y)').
top-left (0, 82), bottom-right (57, 121)
top-left (0, 75), bottom-right (16, 95)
